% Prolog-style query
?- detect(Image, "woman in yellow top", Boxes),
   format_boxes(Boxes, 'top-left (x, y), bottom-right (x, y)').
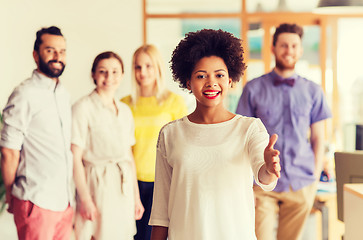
top-left (121, 44), bottom-right (187, 240)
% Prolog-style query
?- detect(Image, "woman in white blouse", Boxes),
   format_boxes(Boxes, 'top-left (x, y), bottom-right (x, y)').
top-left (72, 51), bottom-right (144, 240)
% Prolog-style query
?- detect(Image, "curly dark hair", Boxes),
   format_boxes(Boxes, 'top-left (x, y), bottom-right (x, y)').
top-left (170, 29), bottom-right (246, 90)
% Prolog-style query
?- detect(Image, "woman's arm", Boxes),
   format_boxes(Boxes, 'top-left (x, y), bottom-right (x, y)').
top-left (72, 144), bottom-right (98, 220)
top-left (129, 148), bottom-right (144, 220)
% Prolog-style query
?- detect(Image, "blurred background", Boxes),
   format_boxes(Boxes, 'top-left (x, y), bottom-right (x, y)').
top-left (2, 0), bottom-right (363, 239)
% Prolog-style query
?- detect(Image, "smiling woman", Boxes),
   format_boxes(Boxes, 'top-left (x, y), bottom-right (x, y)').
top-left (149, 29), bottom-right (280, 240)
top-left (121, 44), bottom-right (188, 240)
top-left (187, 56), bottom-right (231, 111)
top-left (71, 51), bottom-right (144, 239)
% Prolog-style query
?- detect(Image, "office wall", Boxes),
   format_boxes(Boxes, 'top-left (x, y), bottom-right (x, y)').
top-left (0, 0), bottom-right (143, 108)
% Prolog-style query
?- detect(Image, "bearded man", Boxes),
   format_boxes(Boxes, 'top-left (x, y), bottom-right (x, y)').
top-left (0, 26), bottom-right (73, 240)
top-left (236, 23), bottom-right (331, 240)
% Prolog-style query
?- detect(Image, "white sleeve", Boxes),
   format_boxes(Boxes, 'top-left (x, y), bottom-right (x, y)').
top-left (248, 119), bottom-right (277, 191)
top-left (149, 128), bottom-right (172, 227)
top-left (0, 88), bottom-right (30, 150)
top-left (71, 100), bottom-right (89, 149)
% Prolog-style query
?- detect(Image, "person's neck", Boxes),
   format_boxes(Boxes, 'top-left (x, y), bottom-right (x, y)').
top-left (96, 89), bottom-right (115, 107)
top-left (273, 67), bottom-right (295, 79)
top-left (36, 69), bottom-right (59, 83)
top-left (188, 104), bottom-right (234, 124)
top-left (140, 85), bottom-right (156, 97)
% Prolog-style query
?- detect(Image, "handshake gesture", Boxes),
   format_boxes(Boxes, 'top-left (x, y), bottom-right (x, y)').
top-left (262, 134), bottom-right (281, 181)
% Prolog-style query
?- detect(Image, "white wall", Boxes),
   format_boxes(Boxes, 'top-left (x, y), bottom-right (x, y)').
top-left (0, 0), bottom-right (143, 108)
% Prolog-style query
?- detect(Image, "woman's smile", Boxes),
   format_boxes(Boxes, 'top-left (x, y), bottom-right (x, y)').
top-left (203, 90), bottom-right (220, 99)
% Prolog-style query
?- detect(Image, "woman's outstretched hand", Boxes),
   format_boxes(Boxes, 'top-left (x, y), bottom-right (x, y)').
top-left (264, 134), bottom-right (281, 178)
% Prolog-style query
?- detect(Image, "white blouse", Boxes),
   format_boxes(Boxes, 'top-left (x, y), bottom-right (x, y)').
top-left (150, 115), bottom-right (277, 240)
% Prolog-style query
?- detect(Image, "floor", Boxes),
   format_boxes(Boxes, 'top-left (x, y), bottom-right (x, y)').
top-left (0, 210), bottom-right (17, 239)
top-left (0, 210), bottom-right (339, 240)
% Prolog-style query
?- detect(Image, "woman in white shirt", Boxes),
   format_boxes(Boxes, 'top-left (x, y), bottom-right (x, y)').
top-left (149, 29), bottom-right (281, 240)
top-left (72, 51), bottom-right (144, 240)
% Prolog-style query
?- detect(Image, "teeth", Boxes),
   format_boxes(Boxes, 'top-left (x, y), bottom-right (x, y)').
top-left (51, 63), bottom-right (62, 68)
top-left (204, 91), bottom-right (219, 96)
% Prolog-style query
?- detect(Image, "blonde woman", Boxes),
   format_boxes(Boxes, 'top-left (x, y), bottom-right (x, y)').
top-left (121, 44), bottom-right (187, 240)
top-left (72, 51), bottom-right (144, 239)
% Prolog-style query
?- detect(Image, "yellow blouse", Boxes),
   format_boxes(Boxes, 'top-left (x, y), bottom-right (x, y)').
top-left (121, 92), bottom-right (187, 182)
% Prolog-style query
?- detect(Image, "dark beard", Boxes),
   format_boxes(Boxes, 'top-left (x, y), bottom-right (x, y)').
top-left (275, 58), bottom-right (295, 71)
top-left (38, 55), bottom-right (65, 78)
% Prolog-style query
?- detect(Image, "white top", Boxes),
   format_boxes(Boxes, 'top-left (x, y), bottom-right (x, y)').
top-left (0, 70), bottom-right (73, 211)
top-left (149, 115), bottom-right (277, 240)
top-left (71, 90), bottom-right (135, 165)
top-left (72, 90), bottom-right (137, 239)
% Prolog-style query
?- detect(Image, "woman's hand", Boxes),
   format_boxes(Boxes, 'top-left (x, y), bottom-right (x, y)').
top-left (264, 134), bottom-right (281, 178)
top-left (135, 197), bottom-right (144, 220)
top-left (79, 198), bottom-right (98, 221)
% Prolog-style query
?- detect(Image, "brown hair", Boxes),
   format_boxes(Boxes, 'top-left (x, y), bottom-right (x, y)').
top-left (91, 51), bottom-right (124, 84)
top-left (273, 23), bottom-right (303, 46)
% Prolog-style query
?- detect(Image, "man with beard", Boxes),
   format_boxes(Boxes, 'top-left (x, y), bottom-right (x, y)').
top-left (0, 26), bottom-right (73, 240)
top-left (236, 23), bottom-right (331, 240)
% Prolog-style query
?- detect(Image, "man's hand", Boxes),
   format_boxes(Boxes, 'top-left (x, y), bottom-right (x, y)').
top-left (5, 187), bottom-right (13, 213)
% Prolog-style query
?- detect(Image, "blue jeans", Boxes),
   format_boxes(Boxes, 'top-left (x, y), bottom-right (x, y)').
top-left (134, 181), bottom-right (154, 240)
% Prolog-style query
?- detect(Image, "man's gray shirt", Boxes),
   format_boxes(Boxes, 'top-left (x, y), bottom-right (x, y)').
top-left (0, 70), bottom-right (73, 211)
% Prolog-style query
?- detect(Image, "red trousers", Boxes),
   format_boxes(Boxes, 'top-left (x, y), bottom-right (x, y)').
top-left (12, 197), bottom-right (73, 240)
